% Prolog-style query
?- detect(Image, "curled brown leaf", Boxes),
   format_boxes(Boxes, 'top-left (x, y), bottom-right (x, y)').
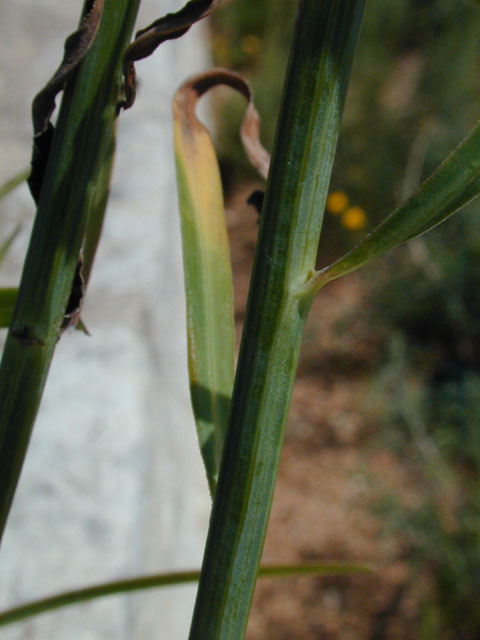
top-left (121, 0), bottom-right (220, 110)
top-left (31, 0), bottom-right (105, 137)
top-left (28, 0), bottom-right (105, 203)
top-left (175, 68), bottom-right (270, 180)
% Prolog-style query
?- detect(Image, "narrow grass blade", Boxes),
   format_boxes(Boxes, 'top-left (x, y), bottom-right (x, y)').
top-left (189, 1), bottom-right (366, 637)
top-left (0, 169), bottom-right (29, 200)
top-left (0, 289), bottom-right (17, 327)
top-left (302, 121), bottom-right (480, 295)
top-left (0, 0), bottom-right (142, 543)
top-left (0, 226), bottom-right (21, 265)
top-left (173, 69), bottom-right (268, 494)
top-left (0, 229), bottom-right (22, 326)
top-left (0, 562), bottom-right (371, 628)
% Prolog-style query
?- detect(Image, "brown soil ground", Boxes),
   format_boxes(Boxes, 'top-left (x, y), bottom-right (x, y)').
top-left (224, 185), bottom-right (425, 640)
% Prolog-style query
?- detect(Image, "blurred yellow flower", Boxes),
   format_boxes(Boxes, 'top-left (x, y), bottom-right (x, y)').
top-left (341, 206), bottom-right (367, 230)
top-left (326, 190), bottom-right (349, 214)
top-left (241, 34), bottom-right (260, 55)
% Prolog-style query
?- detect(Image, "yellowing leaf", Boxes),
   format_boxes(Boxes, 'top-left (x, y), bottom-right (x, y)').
top-left (173, 68), bottom-right (268, 494)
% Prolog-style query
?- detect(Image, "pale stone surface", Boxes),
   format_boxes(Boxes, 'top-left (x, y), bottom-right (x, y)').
top-left (0, 1), bottom-right (211, 638)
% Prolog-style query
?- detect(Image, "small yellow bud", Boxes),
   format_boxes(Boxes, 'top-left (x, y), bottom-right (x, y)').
top-left (326, 191), bottom-right (349, 214)
top-left (341, 206), bottom-right (367, 230)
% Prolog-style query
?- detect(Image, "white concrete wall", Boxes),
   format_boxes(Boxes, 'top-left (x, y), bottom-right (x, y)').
top-left (0, 1), bottom-right (211, 638)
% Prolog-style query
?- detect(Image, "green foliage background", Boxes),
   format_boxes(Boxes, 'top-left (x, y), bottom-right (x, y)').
top-left (212, 0), bottom-right (480, 256)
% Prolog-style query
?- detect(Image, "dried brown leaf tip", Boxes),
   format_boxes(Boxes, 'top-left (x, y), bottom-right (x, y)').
top-left (121, 0), bottom-right (220, 111)
top-left (175, 68), bottom-right (270, 180)
top-left (28, 0), bottom-right (105, 201)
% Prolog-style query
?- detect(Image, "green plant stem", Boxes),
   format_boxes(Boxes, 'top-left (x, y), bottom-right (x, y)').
top-left (0, 0), bottom-right (141, 543)
top-left (189, 1), bottom-right (365, 638)
top-left (0, 562), bottom-right (370, 628)
top-left (82, 127), bottom-right (117, 286)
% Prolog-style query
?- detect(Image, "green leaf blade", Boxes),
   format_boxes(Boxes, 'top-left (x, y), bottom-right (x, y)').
top-left (173, 69), bottom-right (269, 494)
top-left (173, 77), bottom-right (236, 495)
top-left (0, 562), bottom-right (371, 628)
top-left (308, 120), bottom-right (480, 292)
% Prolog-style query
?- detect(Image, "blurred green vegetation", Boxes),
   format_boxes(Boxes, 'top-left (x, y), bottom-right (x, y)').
top-left (211, 0), bottom-right (480, 260)
top-left (369, 228), bottom-right (480, 638)
top-left (212, 0), bottom-right (480, 637)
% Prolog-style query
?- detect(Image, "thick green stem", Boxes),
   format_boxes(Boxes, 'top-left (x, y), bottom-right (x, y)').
top-left (0, 0), bottom-right (141, 543)
top-left (189, 1), bottom-right (365, 637)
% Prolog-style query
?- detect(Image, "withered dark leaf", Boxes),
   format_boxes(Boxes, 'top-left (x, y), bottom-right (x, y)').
top-left (31, 0), bottom-right (105, 137)
top-left (28, 0), bottom-right (105, 202)
top-left (121, 0), bottom-right (220, 110)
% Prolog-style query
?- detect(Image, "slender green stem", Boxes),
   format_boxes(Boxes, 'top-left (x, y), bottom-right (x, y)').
top-left (189, 1), bottom-right (365, 638)
top-left (0, 0), bottom-right (141, 543)
top-left (0, 563), bottom-right (370, 628)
